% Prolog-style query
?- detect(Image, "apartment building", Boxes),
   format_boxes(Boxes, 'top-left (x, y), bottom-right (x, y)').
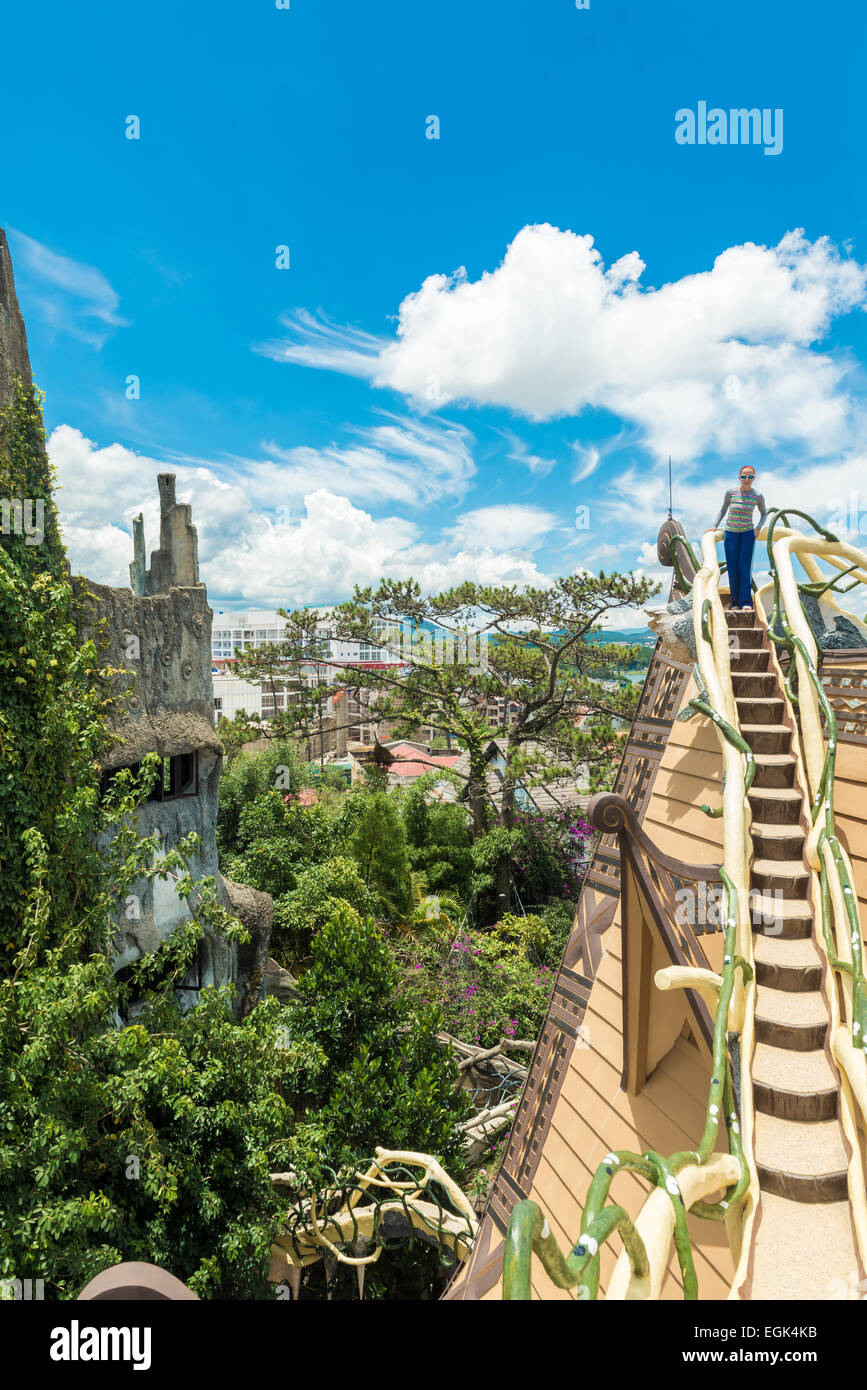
top-left (211, 671), bottom-right (300, 722)
top-left (210, 607), bottom-right (400, 672)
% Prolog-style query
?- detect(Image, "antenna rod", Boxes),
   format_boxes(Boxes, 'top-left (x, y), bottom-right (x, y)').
top-left (668, 455), bottom-right (673, 519)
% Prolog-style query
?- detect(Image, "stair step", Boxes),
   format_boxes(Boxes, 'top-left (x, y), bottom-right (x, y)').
top-left (751, 893), bottom-right (812, 938)
top-left (732, 672), bottom-right (778, 697)
top-left (741, 723), bottom-right (793, 755)
top-left (753, 858), bottom-right (809, 899)
top-left (748, 1193), bottom-right (861, 1299)
top-left (753, 1042), bottom-right (838, 1121)
top-left (750, 822), bottom-right (806, 860)
top-left (725, 609), bottom-right (760, 628)
top-left (729, 649), bottom-right (770, 673)
top-left (736, 696), bottom-right (786, 724)
top-left (747, 786), bottom-right (802, 824)
top-left (755, 984), bottom-right (829, 1050)
top-left (753, 934), bottom-right (823, 991)
top-left (755, 1114), bottom-right (849, 1203)
top-left (728, 628), bottom-right (765, 649)
top-left (755, 1113), bottom-right (848, 1179)
top-left (751, 753), bottom-right (797, 788)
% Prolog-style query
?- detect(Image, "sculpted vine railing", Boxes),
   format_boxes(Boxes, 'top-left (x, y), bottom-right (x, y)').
top-left (763, 511), bottom-right (867, 1056)
top-left (760, 511), bottom-right (867, 1265)
top-left (270, 1150), bottom-right (478, 1298)
top-left (502, 522), bottom-right (757, 1300)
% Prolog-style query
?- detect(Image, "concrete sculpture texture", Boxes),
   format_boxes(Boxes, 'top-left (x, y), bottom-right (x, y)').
top-left (0, 230), bottom-right (31, 413)
top-left (0, 226), bottom-right (272, 1015)
top-left (81, 479), bottom-right (273, 1013)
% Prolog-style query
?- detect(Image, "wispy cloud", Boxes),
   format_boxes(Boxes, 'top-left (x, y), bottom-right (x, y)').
top-left (241, 412), bottom-right (476, 510)
top-left (570, 443), bottom-right (600, 484)
top-left (139, 247), bottom-right (189, 289)
top-left (495, 428), bottom-right (557, 477)
top-left (6, 228), bottom-right (127, 348)
top-left (447, 503), bottom-right (558, 551)
top-left (253, 308), bottom-right (384, 378)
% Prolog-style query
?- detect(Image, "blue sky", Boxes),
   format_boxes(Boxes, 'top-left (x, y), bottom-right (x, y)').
top-left (2, 0), bottom-right (866, 622)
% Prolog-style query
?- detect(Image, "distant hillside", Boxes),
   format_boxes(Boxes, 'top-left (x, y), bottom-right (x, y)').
top-left (415, 621), bottom-right (656, 649)
top-left (588, 627), bottom-right (655, 646)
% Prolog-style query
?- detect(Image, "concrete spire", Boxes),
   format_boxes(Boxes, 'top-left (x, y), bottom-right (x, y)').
top-left (0, 228), bottom-right (33, 412)
top-left (139, 473), bottom-right (200, 593)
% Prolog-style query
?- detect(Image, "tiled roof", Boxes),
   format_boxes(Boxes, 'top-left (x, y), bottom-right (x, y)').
top-left (387, 743), bottom-right (462, 778)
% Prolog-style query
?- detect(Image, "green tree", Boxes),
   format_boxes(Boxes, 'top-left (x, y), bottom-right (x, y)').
top-left (402, 781), bottom-right (474, 903)
top-left (216, 739), bottom-right (311, 857)
top-left (348, 791), bottom-right (411, 919)
top-left (272, 855), bottom-right (376, 965)
top-left (330, 571), bottom-right (657, 911)
top-left (286, 903), bottom-right (469, 1179)
top-left (0, 383), bottom-right (303, 1299)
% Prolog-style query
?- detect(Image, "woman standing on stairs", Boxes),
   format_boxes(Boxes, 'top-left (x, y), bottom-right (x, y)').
top-left (707, 467), bottom-right (768, 611)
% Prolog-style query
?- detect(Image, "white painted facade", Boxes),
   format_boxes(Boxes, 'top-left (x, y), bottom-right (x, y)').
top-left (211, 607), bottom-right (399, 672)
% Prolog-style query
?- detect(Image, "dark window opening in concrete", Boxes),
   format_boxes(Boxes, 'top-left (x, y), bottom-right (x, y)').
top-left (177, 751), bottom-right (197, 796)
top-left (114, 937), bottom-right (208, 1019)
top-left (100, 751), bottom-right (199, 802)
top-left (113, 962), bottom-right (147, 1020)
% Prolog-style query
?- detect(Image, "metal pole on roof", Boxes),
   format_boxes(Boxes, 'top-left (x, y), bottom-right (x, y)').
top-left (668, 456), bottom-right (673, 519)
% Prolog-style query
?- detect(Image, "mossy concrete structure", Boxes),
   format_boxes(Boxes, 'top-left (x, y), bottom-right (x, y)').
top-left (0, 226), bottom-right (271, 1015)
top-left (0, 229), bottom-right (31, 413)
top-left (81, 479), bottom-right (273, 1014)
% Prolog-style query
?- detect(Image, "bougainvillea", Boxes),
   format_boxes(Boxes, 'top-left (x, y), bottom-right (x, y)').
top-left (511, 808), bottom-right (593, 907)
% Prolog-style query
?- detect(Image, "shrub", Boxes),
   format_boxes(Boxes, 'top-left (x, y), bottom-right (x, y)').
top-left (347, 792), bottom-right (411, 919)
top-left (285, 903), bottom-right (469, 1178)
top-left (272, 855), bottom-right (377, 966)
top-left (511, 808), bottom-right (592, 907)
top-left (396, 914), bottom-right (557, 1051)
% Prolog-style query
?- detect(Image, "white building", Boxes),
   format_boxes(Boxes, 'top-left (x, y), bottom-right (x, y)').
top-left (212, 672), bottom-right (298, 722)
top-left (211, 609), bottom-right (287, 663)
top-left (210, 607), bottom-right (399, 673)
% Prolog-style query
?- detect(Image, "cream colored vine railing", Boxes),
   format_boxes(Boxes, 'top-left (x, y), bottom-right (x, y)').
top-left (758, 511), bottom-right (867, 1274)
top-left (270, 1149), bottom-right (479, 1299)
top-left (502, 528), bottom-right (756, 1300)
top-left (662, 527), bottom-right (760, 1298)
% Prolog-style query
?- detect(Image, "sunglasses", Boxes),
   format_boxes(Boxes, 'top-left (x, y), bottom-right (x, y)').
top-left (740, 473), bottom-right (755, 480)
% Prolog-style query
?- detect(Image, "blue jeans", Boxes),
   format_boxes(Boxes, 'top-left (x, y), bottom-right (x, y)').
top-left (724, 528), bottom-right (755, 608)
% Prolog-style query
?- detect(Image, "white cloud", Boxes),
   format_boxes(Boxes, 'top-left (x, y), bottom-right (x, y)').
top-left (570, 443), bottom-right (601, 484)
top-left (495, 428), bottom-right (557, 477)
top-left (448, 504), bottom-right (557, 551)
top-left (7, 228), bottom-right (127, 347)
top-left (48, 426), bottom-right (550, 605)
top-left (577, 541), bottom-right (621, 567)
top-left (254, 308), bottom-right (386, 377)
top-left (263, 225), bottom-right (867, 462)
top-left (245, 413), bottom-right (475, 509)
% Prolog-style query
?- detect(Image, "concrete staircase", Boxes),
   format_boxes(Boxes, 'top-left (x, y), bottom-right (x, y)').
top-left (725, 604), bottom-right (864, 1299)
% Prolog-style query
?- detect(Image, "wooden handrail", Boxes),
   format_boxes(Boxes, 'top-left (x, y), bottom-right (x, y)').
top-left (587, 791), bottom-right (722, 882)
